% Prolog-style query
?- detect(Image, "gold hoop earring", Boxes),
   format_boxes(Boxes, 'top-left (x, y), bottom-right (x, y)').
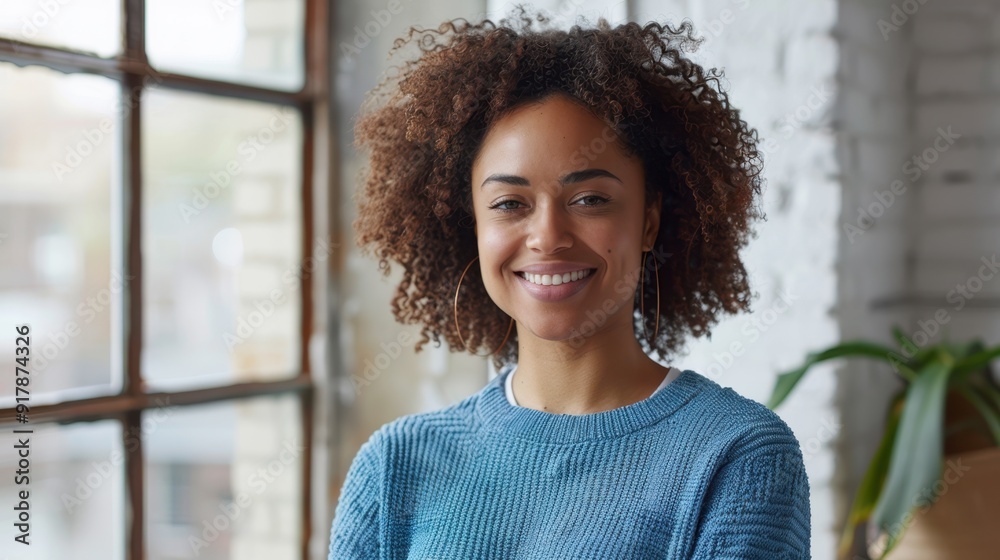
top-left (640, 250), bottom-right (660, 342)
top-left (453, 255), bottom-right (514, 356)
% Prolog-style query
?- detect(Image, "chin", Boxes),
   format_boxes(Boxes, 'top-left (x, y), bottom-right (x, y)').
top-left (515, 315), bottom-right (592, 343)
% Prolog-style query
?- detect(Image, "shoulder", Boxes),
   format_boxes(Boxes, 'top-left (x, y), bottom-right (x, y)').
top-left (684, 374), bottom-right (812, 558)
top-left (680, 370), bottom-right (804, 461)
top-left (681, 372), bottom-right (810, 505)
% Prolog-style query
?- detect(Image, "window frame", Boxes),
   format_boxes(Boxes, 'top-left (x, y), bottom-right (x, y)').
top-left (0, 1), bottom-right (333, 558)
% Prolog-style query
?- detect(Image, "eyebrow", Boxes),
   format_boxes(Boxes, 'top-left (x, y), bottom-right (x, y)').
top-left (480, 168), bottom-right (623, 189)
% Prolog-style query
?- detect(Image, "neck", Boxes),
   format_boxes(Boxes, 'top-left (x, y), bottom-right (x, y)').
top-left (511, 322), bottom-right (669, 415)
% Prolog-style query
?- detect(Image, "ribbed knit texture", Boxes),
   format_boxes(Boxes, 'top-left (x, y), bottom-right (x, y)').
top-left (329, 368), bottom-right (811, 559)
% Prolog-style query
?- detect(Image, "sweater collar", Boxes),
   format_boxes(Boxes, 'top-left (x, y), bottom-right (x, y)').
top-left (475, 367), bottom-right (708, 444)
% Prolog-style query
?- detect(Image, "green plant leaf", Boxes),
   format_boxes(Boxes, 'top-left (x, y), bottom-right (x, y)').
top-left (978, 382), bottom-right (1000, 415)
top-left (767, 342), bottom-right (911, 410)
top-left (871, 362), bottom-right (951, 557)
top-left (957, 340), bottom-right (985, 360)
top-left (838, 392), bottom-right (905, 558)
top-left (891, 325), bottom-right (918, 356)
top-left (891, 325), bottom-right (934, 371)
top-left (892, 325), bottom-right (952, 371)
top-left (955, 385), bottom-right (1000, 444)
top-left (952, 345), bottom-right (1000, 381)
top-left (936, 346), bottom-right (956, 367)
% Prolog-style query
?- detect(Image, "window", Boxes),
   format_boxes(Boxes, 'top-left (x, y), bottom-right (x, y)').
top-left (0, 1), bottom-right (331, 558)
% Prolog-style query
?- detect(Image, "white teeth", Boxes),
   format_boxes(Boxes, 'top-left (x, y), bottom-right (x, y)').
top-left (520, 269), bottom-right (591, 286)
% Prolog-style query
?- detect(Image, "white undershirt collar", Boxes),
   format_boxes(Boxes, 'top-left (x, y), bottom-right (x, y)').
top-left (503, 365), bottom-right (682, 408)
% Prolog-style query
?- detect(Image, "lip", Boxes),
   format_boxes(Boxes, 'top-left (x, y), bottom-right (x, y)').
top-left (515, 262), bottom-right (596, 275)
top-left (515, 268), bottom-right (595, 302)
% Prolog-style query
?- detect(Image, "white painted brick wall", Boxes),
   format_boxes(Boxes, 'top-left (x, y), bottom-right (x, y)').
top-left (837, 0), bottom-right (1000, 558)
top-left (913, 11), bottom-right (992, 54)
top-left (835, 0), bottom-right (915, 556)
top-left (917, 55), bottom-right (988, 95)
top-left (912, 0), bottom-right (1000, 325)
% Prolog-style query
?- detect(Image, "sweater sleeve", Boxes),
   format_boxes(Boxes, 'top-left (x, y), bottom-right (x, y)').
top-left (329, 430), bottom-right (384, 560)
top-left (689, 429), bottom-right (812, 560)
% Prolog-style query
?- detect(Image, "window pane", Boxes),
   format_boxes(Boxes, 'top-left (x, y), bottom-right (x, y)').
top-left (0, 420), bottom-right (125, 560)
top-left (0, 63), bottom-right (121, 405)
top-left (146, 0), bottom-right (305, 91)
top-left (145, 394), bottom-right (303, 560)
top-left (0, 0), bottom-right (121, 57)
top-left (142, 89), bottom-right (302, 390)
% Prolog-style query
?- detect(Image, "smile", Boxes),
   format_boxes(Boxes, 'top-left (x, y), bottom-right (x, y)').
top-left (514, 268), bottom-right (596, 302)
top-left (516, 269), bottom-right (593, 286)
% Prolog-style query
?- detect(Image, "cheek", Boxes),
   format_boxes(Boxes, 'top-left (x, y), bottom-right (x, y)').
top-left (477, 226), bottom-right (516, 283)
top-left (478, 224), bottom-right (511, 255)
top-left (587, 221), bottom-right (635, 257)
top-left (590, 225), bottom-right (642, 284)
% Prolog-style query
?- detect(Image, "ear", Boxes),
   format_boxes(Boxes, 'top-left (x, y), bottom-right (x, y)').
top-left (642, 191), bottom-right (662, 251)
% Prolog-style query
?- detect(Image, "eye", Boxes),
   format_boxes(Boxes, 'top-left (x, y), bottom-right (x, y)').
top-left (574, 194), bottom-right (610, 207)
top-left (488, 199), bottom-right (523, 213)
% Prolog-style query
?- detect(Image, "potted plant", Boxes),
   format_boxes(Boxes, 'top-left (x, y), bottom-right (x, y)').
top-left (766, 327), bottom-right (1000, 559)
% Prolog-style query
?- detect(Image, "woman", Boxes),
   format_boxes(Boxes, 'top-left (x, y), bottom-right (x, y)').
top-left (331, 7), bottom-right (811, 559)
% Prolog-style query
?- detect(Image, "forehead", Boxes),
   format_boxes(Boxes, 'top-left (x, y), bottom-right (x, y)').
top-left (472, 94), bottom-right (634, 173)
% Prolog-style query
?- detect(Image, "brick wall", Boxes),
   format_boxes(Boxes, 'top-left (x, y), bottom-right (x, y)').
top-left (836, 0), bottom-right (1000, 556)
top-left (834, 0), bottom-right (914, 555)
top-left (911, 0), bottom-right (1000, 339)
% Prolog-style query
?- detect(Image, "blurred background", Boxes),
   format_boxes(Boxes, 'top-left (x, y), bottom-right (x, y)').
top-left (0, 0), bottom-right (997, 559)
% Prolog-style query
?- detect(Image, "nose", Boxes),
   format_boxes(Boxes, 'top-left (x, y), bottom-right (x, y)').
top-left (525, 199), bottom-right (573, 254)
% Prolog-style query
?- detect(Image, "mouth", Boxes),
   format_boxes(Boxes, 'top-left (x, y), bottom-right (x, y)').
top-left (515, 268), bottom-right (595, 286)
top-left (514, 268), bottom-right (597, 302)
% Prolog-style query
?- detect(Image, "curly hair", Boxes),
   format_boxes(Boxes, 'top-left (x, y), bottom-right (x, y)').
top-left (351, 5), bottom-right (765, 370)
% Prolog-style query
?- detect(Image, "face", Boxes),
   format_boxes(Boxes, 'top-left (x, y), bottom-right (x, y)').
top-left (470, 93), bottom-right (661, 344)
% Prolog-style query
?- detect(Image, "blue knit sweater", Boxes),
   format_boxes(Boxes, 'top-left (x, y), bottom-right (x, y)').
top-left (329, 368), bottom-right (811, 559)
